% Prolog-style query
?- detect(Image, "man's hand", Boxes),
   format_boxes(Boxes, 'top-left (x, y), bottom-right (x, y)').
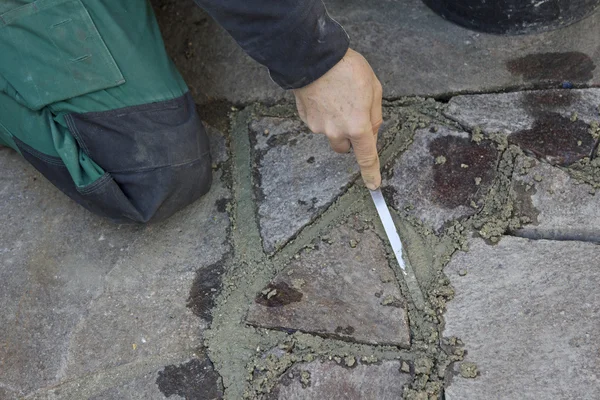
top-left (293, 48), bottom-right (383, 190)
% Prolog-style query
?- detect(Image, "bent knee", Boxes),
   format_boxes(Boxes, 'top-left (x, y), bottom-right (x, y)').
top-left (67, 92), bottom-right (213, 223)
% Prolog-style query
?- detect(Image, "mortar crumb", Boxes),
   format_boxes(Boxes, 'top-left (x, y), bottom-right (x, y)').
top-left (460, 362), bottom-right (479, 378)
top-left (435, 155), bottom-right (447, 165)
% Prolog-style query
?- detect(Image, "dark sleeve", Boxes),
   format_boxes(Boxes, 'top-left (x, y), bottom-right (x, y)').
top-left (193, 0), bottom-right (350, 89)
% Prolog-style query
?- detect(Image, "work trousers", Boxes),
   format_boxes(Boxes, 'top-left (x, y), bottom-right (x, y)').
top-left (0, 0), bottom-right (212, 223)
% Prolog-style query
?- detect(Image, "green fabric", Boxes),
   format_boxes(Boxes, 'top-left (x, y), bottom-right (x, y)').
top-left (0, 0), bottom-right (189, 187)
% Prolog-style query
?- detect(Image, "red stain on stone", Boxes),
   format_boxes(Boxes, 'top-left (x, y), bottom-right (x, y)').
top-left (509, 113), bottom-right (592, 166)
top-left (429, 136), bottom-right (498, 209)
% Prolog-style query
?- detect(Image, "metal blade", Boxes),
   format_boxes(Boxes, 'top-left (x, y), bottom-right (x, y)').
top-left (369, 189), bottom-right (407, 274)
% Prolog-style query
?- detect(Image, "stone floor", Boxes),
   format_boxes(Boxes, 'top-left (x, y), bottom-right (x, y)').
top-left (2, 1), bottom-right (600, 399)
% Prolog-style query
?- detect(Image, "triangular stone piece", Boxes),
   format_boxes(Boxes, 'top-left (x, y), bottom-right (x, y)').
top-left (245, 221), bottom-right (410, 347)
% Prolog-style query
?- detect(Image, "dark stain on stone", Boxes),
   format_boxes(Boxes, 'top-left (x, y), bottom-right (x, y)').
top-left (513, 90), bottom-right (594, 166)
top-left (156, 357), bottom-right (224, 399)
top-left (255, 281), bottom-right (303, 307)
top-left (307, 156), bottom-right (315, 164)
top-left (215, 198), bottom-right (228, 213)
top-left (521, 90), bottom-right (578, 113)
top-left (382, 185), bottom-right (399, 207)
top-left (306, 197), bottom-right (319, 212)
top-left (335, 325), bottom-right (356, 335)
top-left (429, 136), bottom-right (498, 209)
top-left (187, 261), bottom-right (225, 323)
top-left (266, 133), bottom-right (299, 148)
top-left (507, 52), bottom-right (595, 83)
top-left (509, 113), bottom-right (593, 166)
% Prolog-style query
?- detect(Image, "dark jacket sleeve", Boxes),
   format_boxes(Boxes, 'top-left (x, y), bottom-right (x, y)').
top-left (193, 0), bottom-right (350, 89)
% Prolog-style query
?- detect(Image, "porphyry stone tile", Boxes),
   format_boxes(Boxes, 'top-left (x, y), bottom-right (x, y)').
top-left (267, 360), bottom-right (410, 400)
top-left (153, 0), bottom-right (600, 103)
top-left (206, 122), bottom-right (229, 165)
top-left (445, 89), bottom-right (600, 166)
top-left (0, 133), bottom-right (231, 396)
top-left (444, 236), bottom-right (600, 399)
top-left (511, 156), bottom-right (600, 242)
top-left (88, 370), bottom-right (176, 400)
top-left (385, 125), bottom-right (498, 231)
top-left (250, 117), bottom-right (359, 253)
top-left (246, 221), bottom-right (410, 347)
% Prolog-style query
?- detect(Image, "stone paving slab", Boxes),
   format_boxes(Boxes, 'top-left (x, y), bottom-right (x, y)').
top-left (444, 236), bottom-right (600, 399)
top-left (512, 156), bottom-right (600, 242)
top-left (88, 370), bottom-right (180, 400)
top-left (246, 219), bottom-right (410, 347)
top-left (0, 123), bottom-right (231, 397)
top-left (385, 125), bottom-right (498, 231)
top-left (446, 89), bottom-right (600, 166)
top-left (267, 359), bottom-right (410, 400)
top-left (250, 117), bottom-right (360, 253)
top-left (154, 0), bottom-right (600, 104)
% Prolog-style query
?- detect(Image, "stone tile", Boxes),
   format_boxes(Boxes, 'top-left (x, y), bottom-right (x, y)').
top-left (268, 360), bottom-right (410, 400)
top-left (88, 370), bottom-right (176, 400)
top-left (446, 89), bottom-right (600, 166)
top-left (249, 114), bottom-right (399, 253)
top-left (0, 133), bottom-right (231, 396)
top-left (206, 122), bottom-right (229, 165)
top-left (0, 388), bottom-right (18, 400)
top-left (511, 157), bottom-right (600, 242)
top-left (385, 126), bottom-right (498, 231)
top-left (444, 237), bottom-right (600, 399)
top-left (154, 0), bottom-right (600, 103)
top-left (246, 221), bottom-right (410, 347)
top-left (250, 117), bottom-right (359, 253)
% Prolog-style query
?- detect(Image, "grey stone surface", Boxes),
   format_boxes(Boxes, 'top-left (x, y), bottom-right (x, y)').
top-left (0, 124), bottom-right (231, 397)
top-left (512, 156), bottom-right (600, 242)
top-left (446, 89), bottom-right (600, 165)
top-left (446, 89), bottom-right (600, 134)
top-left (268, 360), bottom-right (410, 400)
top-left (89, 370), bottom-right (179, 400)
top-left (250, 117), bottom-right (359, 253)
top-left (444, 236), bottom-right (600, 400)
top-left (386, 125), bottom-right (498, 231)
top-left (246, 221), bottom-right (410, 347)
top-left (206, 122), bottom-right (229, 165)
top-left (154, 0), bottom-right (600, 103)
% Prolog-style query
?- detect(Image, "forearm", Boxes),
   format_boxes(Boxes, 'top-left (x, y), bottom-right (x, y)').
top-left (193, 0), bottom-right (349, 89)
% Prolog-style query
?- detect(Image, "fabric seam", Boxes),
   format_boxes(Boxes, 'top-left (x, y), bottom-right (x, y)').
top-left (109, 152), bottom-right (210, 174)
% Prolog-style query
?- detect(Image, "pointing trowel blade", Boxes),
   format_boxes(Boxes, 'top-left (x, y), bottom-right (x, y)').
top-left (369, 188), bottom-right (407, 274)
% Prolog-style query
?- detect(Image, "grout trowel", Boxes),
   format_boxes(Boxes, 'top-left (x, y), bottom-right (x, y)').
top-left (370, 188), bottom-right (408, 275)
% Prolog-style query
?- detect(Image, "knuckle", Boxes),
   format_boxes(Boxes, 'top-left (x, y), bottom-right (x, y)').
top-left (348, 126), bottom-right (370, 139)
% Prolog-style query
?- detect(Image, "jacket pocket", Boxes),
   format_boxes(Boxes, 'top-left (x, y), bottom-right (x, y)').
top-left (0, 0), bottom-right (125, 110)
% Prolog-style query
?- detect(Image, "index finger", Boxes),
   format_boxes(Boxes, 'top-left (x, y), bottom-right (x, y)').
top-left (350, 124), bottom-right (381, 190)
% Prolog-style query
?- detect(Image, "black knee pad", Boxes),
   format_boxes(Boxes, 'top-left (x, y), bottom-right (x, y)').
top-left (64, 92), bottom-right (213, 223)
